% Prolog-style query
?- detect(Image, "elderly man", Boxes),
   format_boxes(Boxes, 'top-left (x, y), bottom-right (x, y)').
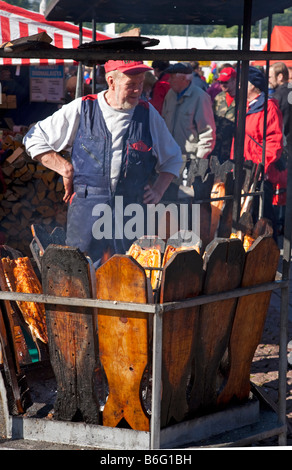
top-left (213, 66), bottom-right (237, 163)
top-left (162, 62), bottom-right (215, 188)
top-left (23, 60), bottom-right (182, 267)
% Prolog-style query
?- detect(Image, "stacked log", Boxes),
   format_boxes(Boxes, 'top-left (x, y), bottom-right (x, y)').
top-left (0, 145), bottom-right (67, 255)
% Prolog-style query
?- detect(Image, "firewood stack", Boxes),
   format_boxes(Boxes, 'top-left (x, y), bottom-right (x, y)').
top-left (0, 143), bottom-right (67, 256)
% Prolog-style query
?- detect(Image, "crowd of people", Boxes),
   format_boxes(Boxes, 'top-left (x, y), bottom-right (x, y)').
top-left (139, 59), bottom-right (290, 236)
top-left (21, 58), bottom-right (291, 266)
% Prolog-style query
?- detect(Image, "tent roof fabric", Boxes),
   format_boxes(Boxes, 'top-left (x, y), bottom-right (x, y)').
top-left (45, 0), bottom-right (292, 26)
top-left (0, 0), bottom-right (110, 65)
top-left (252, 25), bottom-right (292, 66)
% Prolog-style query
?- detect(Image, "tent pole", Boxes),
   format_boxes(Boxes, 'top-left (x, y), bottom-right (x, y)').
top-left (92, 18), bottom-right (97, 94)
top-left (234, 23), bottom-right (241, 137)
top-left (232, 0), bottom-right (252, 226)
top-left (76, 22), bottom-right (84, 99)
top-left (278, 81), bottom-right (292, 449)
top-left (259, 15), bottom-right (272, 219)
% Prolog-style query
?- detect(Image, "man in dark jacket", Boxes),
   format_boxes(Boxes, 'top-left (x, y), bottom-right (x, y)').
top-left (190, 61), bottom-right (209, 92)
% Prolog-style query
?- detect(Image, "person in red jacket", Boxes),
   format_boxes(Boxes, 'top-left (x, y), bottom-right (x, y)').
top-left (150, 60), bottom-right (171, 114)
top-left (244, 67), bottom-right (284, 188)
top-left (232, 66), bottom-right (286, 237)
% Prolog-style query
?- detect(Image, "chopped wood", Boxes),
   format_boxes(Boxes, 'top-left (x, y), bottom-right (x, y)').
top-left (0, 143), bottom-right (67, 255)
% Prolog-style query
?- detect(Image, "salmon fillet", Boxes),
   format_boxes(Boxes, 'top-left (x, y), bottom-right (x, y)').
top-left (1, 257), bottom-right (48, 344)
top-left (127, 244), bottom-right (161, 290)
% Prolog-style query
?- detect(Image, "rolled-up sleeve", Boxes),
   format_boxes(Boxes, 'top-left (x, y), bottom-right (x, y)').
top-left (23, 98), bottom-right (82, 159)
top-left (149, 104), bottom-right (183, 177)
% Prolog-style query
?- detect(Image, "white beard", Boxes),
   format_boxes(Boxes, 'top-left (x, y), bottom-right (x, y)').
top-left (114, 84), bottom-right (138, 110)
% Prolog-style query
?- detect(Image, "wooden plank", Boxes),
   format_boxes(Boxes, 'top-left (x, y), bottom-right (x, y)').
top-left (96, 255), bottom-right (152, 431)
top-left (189, 238), bottom-right (245, 415)
top-left (30, 224), bottom-right (66, 271)
top-left (217, 171), bottom-right (234, 238)
top-left (193, 172), bottom-right (214, 251)
top-left (159, 249), bottom-right (203, 427)
top-left (240, 163), bottom-right (263, 218)
top-left (210, 181), bottom-right (226, 241)
top-left (31, 224), bottom-right (51, 256)
top-left (217, 236), bottom-right (280, 405)
top-left (49, 226), bottom-right (66, 245)
top-left (206, 157), bottom-right (235, 239)
top-left (41, 245), bottom-right (100, 424)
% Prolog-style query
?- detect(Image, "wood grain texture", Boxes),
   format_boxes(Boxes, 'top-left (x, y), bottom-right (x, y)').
top-left (193, 172), bottom-right (214, 251)
top-left (96, 254), bottom-right (152, 431)
top-left (42, 245), bottom-right (99, 424)
top-left (159, 249), bottom-right (203, 427)
top-left (210, 182), bottom-right (225, 241)
top-left (217, 236), bottom-right (280, 405)
top-left (217, 172), bottom-right (234, 238)
top-left (189, 238), bottom-right (245, 415)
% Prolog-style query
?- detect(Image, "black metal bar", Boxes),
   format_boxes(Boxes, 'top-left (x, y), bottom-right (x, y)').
top-left (232, 0), bottom-right (252, 226)
top-left (75, 22), bottom-right (83, 98)
top-left (2, 49), bottom-right (292, 62)
top-left (278, 95), bottom-right (292, 445)
top-left (91, 18), bottom-right (97, 94)
top-left (260, 14), bottom-right (272, 218)
top-left (234, 24), bottom-right (242, 133)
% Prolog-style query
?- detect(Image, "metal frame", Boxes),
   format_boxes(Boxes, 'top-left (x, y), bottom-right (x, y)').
top-left (0, 0), bottom-right (291, 448)
top-left (0, 275), bottom-right (289, 448)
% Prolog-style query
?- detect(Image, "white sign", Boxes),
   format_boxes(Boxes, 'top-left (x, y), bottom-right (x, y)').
top-left (30, 65), bottom-right (64, 103)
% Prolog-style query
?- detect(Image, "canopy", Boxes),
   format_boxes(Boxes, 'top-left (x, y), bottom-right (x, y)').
top-left (45, 0), bottom-right (292, 26)
top-left (0, 0), bottom-right (111, 65)
top-left (252, 26), bottom-right (292, 67)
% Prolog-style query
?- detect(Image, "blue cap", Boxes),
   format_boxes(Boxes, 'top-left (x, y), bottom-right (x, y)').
top-left (248, 66), bottom-right (266, 91)
top-left (165, 62), bottom-right (193, 74)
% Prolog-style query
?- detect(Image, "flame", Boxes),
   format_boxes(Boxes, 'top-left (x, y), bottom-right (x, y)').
top-left (101, 246), bottom-right (113, 265)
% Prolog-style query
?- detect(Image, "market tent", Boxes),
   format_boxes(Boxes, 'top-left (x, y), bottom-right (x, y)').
top-left (44, 0), bottom-right (292, 26)
top-left (252, 25), bottom-right (292, 67)
top-left (147, 35), bottom-right (264, 51)
top-left (0, 0), bottom-right (111, 65)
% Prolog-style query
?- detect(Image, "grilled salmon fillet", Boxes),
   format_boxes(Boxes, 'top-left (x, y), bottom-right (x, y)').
top-left (162, 244), bottom-right (200, 267)
top-left (127, 244), bottom-right (161, 290)
top-left (1, 257), bottom-right (48, 344)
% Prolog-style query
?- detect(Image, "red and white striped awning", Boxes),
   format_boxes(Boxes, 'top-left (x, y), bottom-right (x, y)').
top-left (0, 0), bottom-right (111, 65)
